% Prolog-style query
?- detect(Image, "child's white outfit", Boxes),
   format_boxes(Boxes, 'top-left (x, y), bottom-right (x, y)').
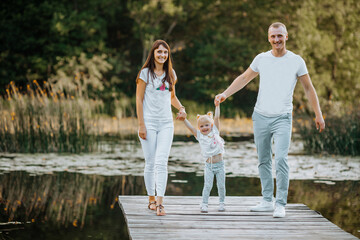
top-left (138, 68), bottom-right (176, 197)
top-left (196, 125), bottom-right (226, 209)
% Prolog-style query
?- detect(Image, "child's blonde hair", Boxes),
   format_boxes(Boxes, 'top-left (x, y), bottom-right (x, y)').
top-left (197, 112), bottom-right (214, 128)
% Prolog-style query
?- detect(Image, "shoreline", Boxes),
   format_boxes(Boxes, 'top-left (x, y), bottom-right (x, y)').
top-left (99, 117), bottom-right (255, 136)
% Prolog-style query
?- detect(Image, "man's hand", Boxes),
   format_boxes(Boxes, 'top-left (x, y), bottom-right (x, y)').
top-left (315, 115), bottom-right (325, 133)
top-left (214, 93), bottom-right (227, 106)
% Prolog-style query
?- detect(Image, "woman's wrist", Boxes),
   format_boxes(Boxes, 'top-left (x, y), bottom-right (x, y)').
top-left (178, 106), bottom-right (186, 113)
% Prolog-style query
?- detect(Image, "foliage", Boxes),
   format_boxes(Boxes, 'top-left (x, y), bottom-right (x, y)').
top-left (49, 53), bottom-right (113, 98)
top-left (0, 81), bottom-right (102, 153)
top-left (0, 0), bottom-right (359, 119)
top-left (127, 0), bottom-right (184, 63)
top-left (295, 108), bottom-right (360, 156)
top-left (291, 0), bottom-right (360, 111)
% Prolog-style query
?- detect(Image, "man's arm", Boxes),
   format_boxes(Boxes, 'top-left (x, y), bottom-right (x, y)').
top-left (215, 67), bottom-right (258, 105)
top-left (299, 74), bottom-right (325, 132)
top-left (183, 119), bottom-right (197, 137)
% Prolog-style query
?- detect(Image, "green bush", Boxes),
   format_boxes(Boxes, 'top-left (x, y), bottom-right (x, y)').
top-left (296, 109), bottom-right (360, 156)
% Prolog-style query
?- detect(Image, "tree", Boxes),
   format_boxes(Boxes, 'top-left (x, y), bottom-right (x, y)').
top-left (291, 0), bottom-right (360, 113)
top-left (127, 0), bottom-right (184, 64)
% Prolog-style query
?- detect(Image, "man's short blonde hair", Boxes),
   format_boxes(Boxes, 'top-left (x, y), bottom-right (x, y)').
top-left (268, 22), bottom-right (287, 33)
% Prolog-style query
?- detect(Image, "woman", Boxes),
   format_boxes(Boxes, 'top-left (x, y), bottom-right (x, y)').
top-left (136, 40), bottom-right (186, 216)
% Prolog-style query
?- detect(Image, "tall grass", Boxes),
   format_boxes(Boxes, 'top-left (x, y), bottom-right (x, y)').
top-left (0, 172), bottom-right (128, 229)
top-left (0, 81), bottom-right (103, 153)
top-left (296, 108), bottom-right (360, 156)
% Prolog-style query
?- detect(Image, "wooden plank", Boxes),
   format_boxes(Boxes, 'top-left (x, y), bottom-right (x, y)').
top-left (130, 232), bottom-right (356, 240)
top-left (126, 215), bottom-right (328, 222)
top-left (120, 203), bottom-right (313, 210)
top-left (129, 229), bottom-right (356, 240)
top-left (127, 219), bottom-right (337, 227)
top-left (119, 196), bottom-right (358, 240)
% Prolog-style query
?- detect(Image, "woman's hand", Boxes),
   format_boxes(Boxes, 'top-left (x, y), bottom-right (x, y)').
top-left (138, 125), bottom-right (147, 140)
top-left (176, 107), bottom-right (187, 121)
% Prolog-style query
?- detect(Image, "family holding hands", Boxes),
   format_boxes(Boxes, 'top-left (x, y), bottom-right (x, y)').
top-left (136, 22), bottom-right (325, 217)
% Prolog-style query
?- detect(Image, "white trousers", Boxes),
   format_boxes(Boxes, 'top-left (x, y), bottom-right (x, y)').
top-left (139, 120), bottom-right (174, 197)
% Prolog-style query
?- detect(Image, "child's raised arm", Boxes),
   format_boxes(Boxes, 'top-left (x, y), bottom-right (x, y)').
top-left (214, 105), bottom-right (220, 131)
top-left (183, 119), bottom-right (197, 137)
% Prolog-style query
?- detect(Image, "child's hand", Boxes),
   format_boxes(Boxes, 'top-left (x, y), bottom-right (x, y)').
top-left (214, 93), bottom-right (226, 106)
top-left (176, 110), bottom-right (187, 121)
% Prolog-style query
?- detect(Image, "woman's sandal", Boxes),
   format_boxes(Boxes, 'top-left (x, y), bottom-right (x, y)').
top-left (148, 201), bottom-right (156, 210)
top-left (156, 204), bottom-right (166, 216)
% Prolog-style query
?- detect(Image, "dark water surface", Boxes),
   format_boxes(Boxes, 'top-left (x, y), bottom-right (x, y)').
top-left (0, 171), bottom-right (359, 239)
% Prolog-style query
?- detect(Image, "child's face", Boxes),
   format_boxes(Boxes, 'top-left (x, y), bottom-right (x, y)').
top-left (198, 118), bottom-right (213, 135)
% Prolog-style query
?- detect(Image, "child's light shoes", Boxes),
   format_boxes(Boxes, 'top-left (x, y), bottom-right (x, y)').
top-left (218, 203), bottom-right (225, 212)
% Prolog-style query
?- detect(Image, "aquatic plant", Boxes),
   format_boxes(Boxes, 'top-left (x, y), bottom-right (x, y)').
top-left (0, 81), bottom-right (102, 153)
top-left (295, 108), bottom-right (360, 156)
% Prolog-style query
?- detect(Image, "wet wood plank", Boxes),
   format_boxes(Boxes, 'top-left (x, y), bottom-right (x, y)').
top-left (119, 196), bottom-right (358, 240)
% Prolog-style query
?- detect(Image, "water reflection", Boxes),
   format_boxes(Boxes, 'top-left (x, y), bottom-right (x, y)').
top-left (0, 171), bottom-right (359, 239)
top-left (0, 172), bottom-right (137, 239)
top-left (1, 140), bottom-right (359, 180)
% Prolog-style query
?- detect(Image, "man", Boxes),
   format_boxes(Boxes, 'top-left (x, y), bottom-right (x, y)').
top-left (215, 22), bottom-right (325, 218)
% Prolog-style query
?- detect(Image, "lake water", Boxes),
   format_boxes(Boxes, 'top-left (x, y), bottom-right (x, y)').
top-left (0, 139), bottom-right (359, 239)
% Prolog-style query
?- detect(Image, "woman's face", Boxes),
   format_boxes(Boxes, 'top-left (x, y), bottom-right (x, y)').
top-left (154, 44), bottom-right (168, 65)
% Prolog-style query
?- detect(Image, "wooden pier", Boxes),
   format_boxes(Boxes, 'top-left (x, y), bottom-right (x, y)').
top-left (119, 196), bottom-right (358, 240)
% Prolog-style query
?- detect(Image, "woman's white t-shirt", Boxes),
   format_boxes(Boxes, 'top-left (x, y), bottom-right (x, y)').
top-left (139, 68), bottom-right (177, 122)
top-left (196, 125), bottom-right (225, 160)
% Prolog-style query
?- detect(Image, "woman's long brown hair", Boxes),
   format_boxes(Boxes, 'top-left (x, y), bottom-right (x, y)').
top-left (136, 40), bottom-right (175, 91)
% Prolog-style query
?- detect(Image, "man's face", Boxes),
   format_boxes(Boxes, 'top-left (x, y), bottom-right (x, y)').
top-left (268, 26), bottom-right (288, 50)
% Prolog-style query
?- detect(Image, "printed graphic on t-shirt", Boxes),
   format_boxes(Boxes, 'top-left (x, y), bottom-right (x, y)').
top-left (156, 83), bottom-right (169, 91)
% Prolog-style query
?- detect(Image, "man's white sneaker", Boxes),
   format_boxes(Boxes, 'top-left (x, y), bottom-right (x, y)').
top-left (200, 204), bottom-right (208, 213)
top-left (250, 199), bottom-right (274, 212)
top-left (273, 205), bottom-right (286, 218)
top-left (218, 203), bottom-right (225, 212)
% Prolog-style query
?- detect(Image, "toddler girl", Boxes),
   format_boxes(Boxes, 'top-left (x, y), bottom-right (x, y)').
top-left (182, 104), bottom-right (226, 213)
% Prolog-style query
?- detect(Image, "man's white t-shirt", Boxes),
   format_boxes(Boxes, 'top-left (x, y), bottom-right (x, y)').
top-left (196, 125), bottom-right (225, 160)
top-left (250, 50), bottom-right (308, 117)
top-left (139, 68), bottom-right (177, 121)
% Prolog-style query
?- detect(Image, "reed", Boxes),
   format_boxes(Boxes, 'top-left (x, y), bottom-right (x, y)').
top-left (0, 81), bottom-right (103, 153)
top-left (0, 172), bottom-right (144, 230)
top-left (295, 108), bottom-right (360, 156)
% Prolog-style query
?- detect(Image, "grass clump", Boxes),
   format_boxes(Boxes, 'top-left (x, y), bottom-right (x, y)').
top-left (296, 108), bottom-right (360, 156)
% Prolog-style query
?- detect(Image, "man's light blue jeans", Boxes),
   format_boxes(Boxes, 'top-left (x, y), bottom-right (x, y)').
top-left (252, 111), bottom-right (292, 206)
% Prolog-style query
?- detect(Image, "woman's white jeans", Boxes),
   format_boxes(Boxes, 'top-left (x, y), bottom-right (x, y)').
top-left (139, 120), bottom-right (174, 197)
